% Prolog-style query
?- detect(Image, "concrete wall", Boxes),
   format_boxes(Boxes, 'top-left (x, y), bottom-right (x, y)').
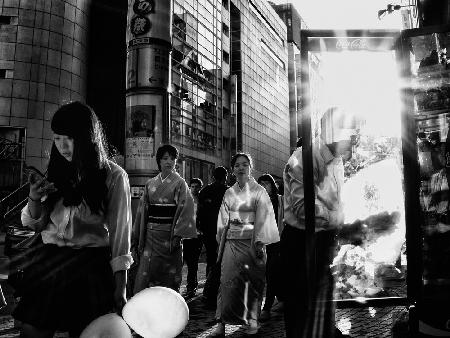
top-left (0, 0), bottom-right (90, 172)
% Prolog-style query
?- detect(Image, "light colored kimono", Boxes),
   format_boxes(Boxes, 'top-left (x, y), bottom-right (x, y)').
top-left (133, 171), bottom-right (196, 292)
top-left (216, 178), bottom-right (279, 325)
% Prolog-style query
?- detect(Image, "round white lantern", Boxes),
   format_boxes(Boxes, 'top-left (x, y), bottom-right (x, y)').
top-left (122, 286), bottom-right (189, 338)
top-left (80, 313), bottom-right (132, 338)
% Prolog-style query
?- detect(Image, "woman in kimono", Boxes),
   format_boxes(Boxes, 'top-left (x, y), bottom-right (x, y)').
top-left (133, 144), bottom-right (196, 293)
top-left (211, 153), bottom-right (280, 337)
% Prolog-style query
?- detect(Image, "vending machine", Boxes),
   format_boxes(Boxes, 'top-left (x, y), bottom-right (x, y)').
top-left (300, 25), bottom-right (450, 336)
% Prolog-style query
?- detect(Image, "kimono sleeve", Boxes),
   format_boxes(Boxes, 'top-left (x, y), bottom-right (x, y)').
top-left (106, 167), bottom-right (133, 273)
top-left (254, 189), bottom-right (280, 245)
top-left (173, 179), bottom-right (197, 238)
top-left (216, 191), bottom-right (230, 243)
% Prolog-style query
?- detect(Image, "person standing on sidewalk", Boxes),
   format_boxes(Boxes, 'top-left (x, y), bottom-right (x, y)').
top-left (197, 167), bottom-right (229, 275)
top-left (281, 109), bottom-right (357, 337)
top-left (257, 173), bottom-right (284, 322)
top-left (182, 178), bottom-right (204, 299)
top-left (133, 144), bottom-right (196, 293)
top-left (211, 153), bottom-right (279, 337)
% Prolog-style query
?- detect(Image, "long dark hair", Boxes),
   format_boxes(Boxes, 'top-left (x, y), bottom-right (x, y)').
top-left (257, 173), bottom-right (278, 198)
top-left (258, 173), bottom-right (279, 223)
top-left (47, 101), bottom-right (110, 213)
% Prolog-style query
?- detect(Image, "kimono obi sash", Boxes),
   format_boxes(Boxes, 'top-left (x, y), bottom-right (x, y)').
top-left (147, 203), bottom-right (177, 226)
top-left (226, 210), bottom-right (255, 240)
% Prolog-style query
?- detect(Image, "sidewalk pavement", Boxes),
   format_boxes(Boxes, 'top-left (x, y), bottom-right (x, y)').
top-left (0, 260), bottom-right (407, 337)
top-left (180, 263), bottom-right (286, 338)
top-left (180, 264), bottom-right (408, 338)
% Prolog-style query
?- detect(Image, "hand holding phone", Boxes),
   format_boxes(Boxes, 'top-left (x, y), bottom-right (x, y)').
top-left (26, 166), bottom-right (57, 200)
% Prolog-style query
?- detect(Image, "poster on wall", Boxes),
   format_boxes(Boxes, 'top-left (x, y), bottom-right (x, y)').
top-left (126, 105), bottom-right (156, 170)
top-left (130, 185), bottom-right (145, 199)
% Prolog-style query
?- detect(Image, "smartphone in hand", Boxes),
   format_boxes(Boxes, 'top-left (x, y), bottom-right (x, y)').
top-left (25, 166), bottom-right (57, 195)
top-left (25, 166), bottom-right (47, 184)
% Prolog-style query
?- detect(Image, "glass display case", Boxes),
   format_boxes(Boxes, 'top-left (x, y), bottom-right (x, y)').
top-left (302, 30), bottom-right (408, 303)
top-left (301, 25), bottom-right (450, 336)
top-left (399, 24), bottom-right (450, 334)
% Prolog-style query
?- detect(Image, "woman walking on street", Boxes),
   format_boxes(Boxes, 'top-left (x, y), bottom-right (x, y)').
top-left (13, 101), bottom-right (133, 337)
top-left (211, 153), bottom-right (280, 337)
top-left (133, 144), bottom-right (196, 293)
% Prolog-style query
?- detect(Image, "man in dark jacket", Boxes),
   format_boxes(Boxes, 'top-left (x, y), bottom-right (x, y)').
top-left (197, 166), bottom-right (228, 276)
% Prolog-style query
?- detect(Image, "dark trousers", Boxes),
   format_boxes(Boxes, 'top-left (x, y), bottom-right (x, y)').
top-left (280, 225), bottom-right (336, 338)
top-left (202, 233), bottom-right (218, 276)
top-left (183, 236), bottom-right (203, 290)
top-left (263, 241), bottom-right (281, 310)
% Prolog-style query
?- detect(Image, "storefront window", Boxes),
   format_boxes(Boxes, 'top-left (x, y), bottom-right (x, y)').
top-left (409, 31), bottom-right (450, 289)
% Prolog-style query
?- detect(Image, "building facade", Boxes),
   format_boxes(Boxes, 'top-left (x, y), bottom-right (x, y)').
top-left (171, 0), bottom-right (290, 182)
top-left (271, 2), bottom-right (304, 154)
top-left (0, 0), bottom-right (91, 194)
top-left (0, 0), bottom-right (291, 194)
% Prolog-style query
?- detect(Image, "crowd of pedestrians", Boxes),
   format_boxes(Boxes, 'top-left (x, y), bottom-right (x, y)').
top-left (10, 101), bottom-right (356, 337)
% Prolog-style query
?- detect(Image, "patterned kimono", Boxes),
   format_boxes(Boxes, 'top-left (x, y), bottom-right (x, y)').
top-left (133, 171), bottom-right (196, 292)
top-left (216, 178), bottom-right (280, 325)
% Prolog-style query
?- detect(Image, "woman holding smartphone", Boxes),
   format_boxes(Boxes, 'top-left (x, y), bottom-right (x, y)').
top-left (13, 101), bottom-right (133, 337)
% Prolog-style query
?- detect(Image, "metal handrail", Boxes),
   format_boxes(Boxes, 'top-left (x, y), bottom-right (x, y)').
top-left (0, 182), bottom-right (29, 208)
top-left (0, 183), bottom-right (29, 230)
top-left (3, 197), bottom-right (27, 221)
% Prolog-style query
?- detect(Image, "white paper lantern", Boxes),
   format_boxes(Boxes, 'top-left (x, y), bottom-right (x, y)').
top-left (122, 286), bottom-right (189, 338)
top-left (80, 313), bottom-right (132, 338)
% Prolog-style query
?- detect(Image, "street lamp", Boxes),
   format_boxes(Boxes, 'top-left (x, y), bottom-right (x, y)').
top-left (378, 4), bottom-right (415, 20)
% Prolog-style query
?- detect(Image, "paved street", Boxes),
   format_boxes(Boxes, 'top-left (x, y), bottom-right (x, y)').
top-left (0, 258), bottom-right (408, 337)
top-left (180, 264), bottom-right (408, 338)
top-left (180, 263), bottom-right (286, 338)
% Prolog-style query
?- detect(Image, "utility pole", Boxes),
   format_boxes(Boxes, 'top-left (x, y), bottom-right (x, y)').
top-left (125, 0), bottom-right (172, 215)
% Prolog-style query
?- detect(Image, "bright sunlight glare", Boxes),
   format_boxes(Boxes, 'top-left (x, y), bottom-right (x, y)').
top-left (319, 51), bottom-right (402, 137)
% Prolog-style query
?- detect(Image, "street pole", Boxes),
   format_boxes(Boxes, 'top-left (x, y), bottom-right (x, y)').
top-left (125, 0), bottom-right (172, 216)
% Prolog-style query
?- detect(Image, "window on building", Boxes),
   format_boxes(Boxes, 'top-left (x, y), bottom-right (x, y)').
top-left (223, 137), bottom-right (229, 150)
top-left (223, 51), bottom-right (230, 64)
top-left (0, 70), bottom-right (6, 79)
top-left (173, 13), bottom-right (185, 31)
top-left (222, 23), bottom-right (229, 36)
top-left (222, 0), bottom-right (229, 10)
top-left (223, 78), bottom-right (230, 91)
top-left (223, 107), bottom-right (230, 120)
top-left (0, 16), bottom-right (11, 25)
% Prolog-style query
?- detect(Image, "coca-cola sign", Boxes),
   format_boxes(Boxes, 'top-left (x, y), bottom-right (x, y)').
top-left (336, 38), bottom-right (369, 50)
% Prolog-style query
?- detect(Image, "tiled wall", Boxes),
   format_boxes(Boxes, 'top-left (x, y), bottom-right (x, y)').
top-left (0, 0), bottom-right (90, 171)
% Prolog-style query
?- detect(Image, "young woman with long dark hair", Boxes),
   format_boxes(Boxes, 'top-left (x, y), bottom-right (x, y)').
top-left (14, 101), bottom-right (133, 337)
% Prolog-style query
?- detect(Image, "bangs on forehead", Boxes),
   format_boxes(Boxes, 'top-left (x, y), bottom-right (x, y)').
top-left (235, 155), bottom-right (250, 163)
top-left (231, 152), bottom-right (253, 168)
